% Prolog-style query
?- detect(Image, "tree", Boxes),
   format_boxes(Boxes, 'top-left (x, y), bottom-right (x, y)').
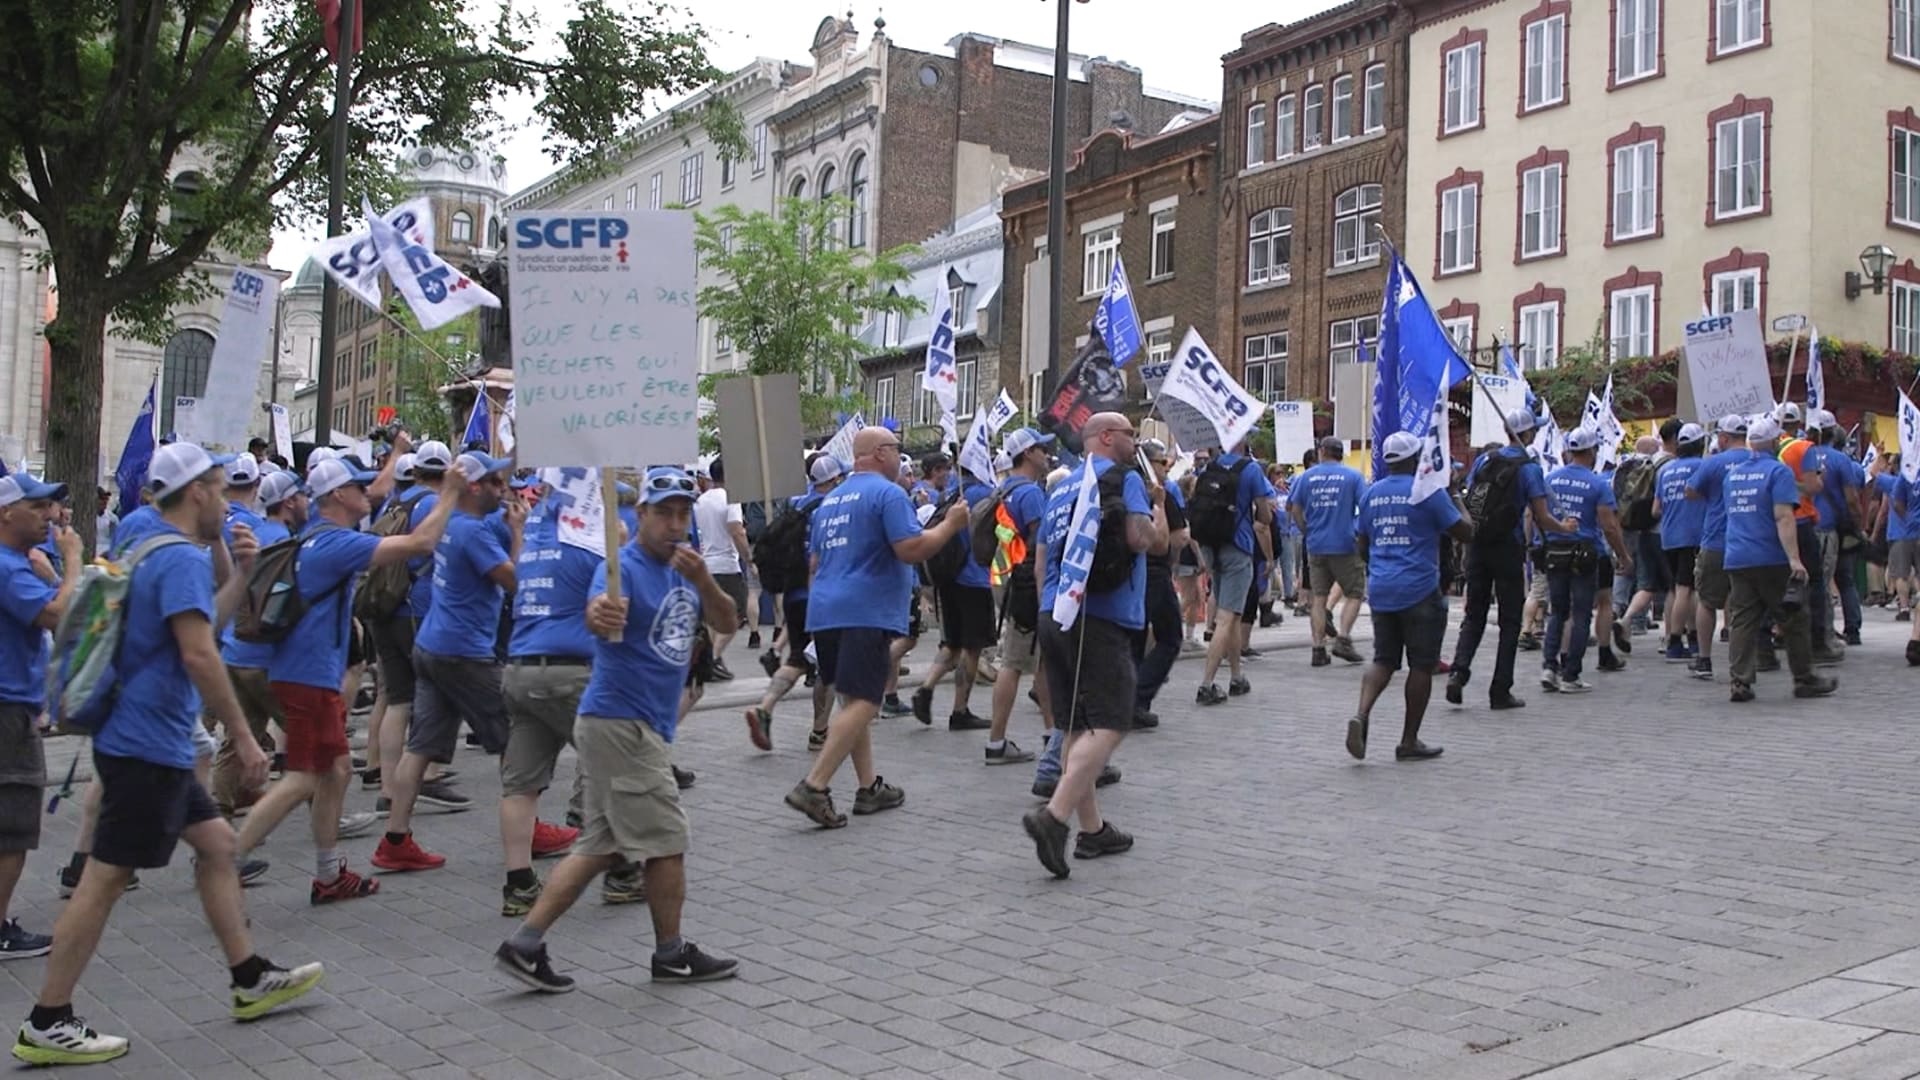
top-left (381, 305), bottom-right (470, 443)
top-left (693, 196), bottom-right (922, 447)
top-left (0, 0), bottom-right (735, 549)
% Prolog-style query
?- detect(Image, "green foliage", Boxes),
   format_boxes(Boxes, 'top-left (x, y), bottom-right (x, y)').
top-left (1527, 314), bottom-right (1676, 421)
top-left (379, 303), bottom-right (469, 442)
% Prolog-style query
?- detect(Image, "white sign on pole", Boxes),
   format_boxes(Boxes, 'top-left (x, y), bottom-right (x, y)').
top-left (1470, 374), bottom-right (1528, 446)
top-left (539, 467), bottom-right (609, 556)
top-left (1159, 329), bottom-right (1267, 451)
top-left (509, 211), bottom-right (700, 469)
top-left (268, 404), bottom-right (293, 462)
top-left (822, 413), bottom-right (865, 470)
top-left (172, 396), bottom-right (200, 442)
top-left (1682, 308), bottom-right (1772, 423)
top-left (1138, 360), bottom-right (1215, 452)
top-left (189, 267), bottom-right (278, 451)
top-left (1270, 401), bottom-right (1316, 464)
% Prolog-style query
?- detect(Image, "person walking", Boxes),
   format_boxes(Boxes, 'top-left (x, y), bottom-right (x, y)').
top-left (1651, 424), bottom-right (1710, 662)
top-left (981, 428), bottom-right (1055, 764)
top-left (1684, 415), bottom-right (1750, 681)
top-left (1189, 438), bottom-right (1274, 703)
top-left (693, 460), bottom-right (751, 679)
top-left (744, 454), bottom-right (844, 753)
top-left (1540, 429), bottom-right (1634, 694)
top-left (1132, 439), bottom-right (1187, 727)
top-left (1294, 437), bottom-right (1367, 667)
top-left (1723, 417), bottom-right (1839, 702)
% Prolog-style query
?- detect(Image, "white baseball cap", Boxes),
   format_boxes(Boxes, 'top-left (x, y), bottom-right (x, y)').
top-left (1806, 408), bottom-right (1837, 432)
top-left (225, 455), bottom-right (261, 487)
top-left (1381, 431), bottom-right (1423, 463)
top-left (1505, 409), bottom-right (1539, 435)
top-left (1677, 423), bottom-right (1707, 445)
top-left (148, 443), bottom-right (236, 499)
top-left (0, 474), bottom-right (68, 508)
top-left (306, 446), bottom-right (341, 467)
top-left (1002, 427), bottom-right (1057, 460)
top-left (1747, 416), bottom-right (1783, 442)
top-left (808, 455), bottom-right (844, 485)
top-left (1717, 413), bottom-right (1750, 436)
top-left (1565, 427), bottom-right (1602, 452)
top-left (454, 452), bottom-right (513, 482)
top-left (414, 440), bottom-right (454, 472)
top-left (1776, 402), bottom-right (1803, 424)
top-left (260, 471), bottom-right (305, 508)
top-left (392, 452), bottom-right (417, 482)
top-left (307, 457), bottom-right (378, 499)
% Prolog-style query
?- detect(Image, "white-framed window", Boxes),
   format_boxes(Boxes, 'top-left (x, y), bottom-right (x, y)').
top-left (1609, 286), bottom-right (1655, 361)
top-left (1714, 113), bottom-right (1764, 219)
top-left (1333, 185), bottom-right (1382, 267)
top-left (817, 163), bottom-right (837, 201)
top-left (649, 172), bottom-right (663, 210)
top-left (873, 374), bottom-right (895, 418)
top-left (680, 154), bottom-right (703, 204)
top-left (1327, 315), bottom-right (1379, 400)
top-left (1331, 74), bottom-right (1354, 142)
top-left (1897, 127), bottom-right (1920, 227)
top-left (1082, 225), bottom-right (1120, 296)
top-left (450, 210), bottom-right (474, 243)
top-left (949, 282), bottom-right (970, 325)
top-left (1613, 140), bottom-right (1659, 240)
top-left (1617, 0), bottom-right (1660, 83)
top-left (956, 358), bottom-right (977, 419)
top-left (1275, 95), bottom-right (1297, 158)
top-left (1243, 332), bottom-right (1288, 401)
top-left (1248, 208), bottom-right (1293, 287)
top-left (1711, 268), bottom-right (1761, 315)
top-left (1525, 15), bottom-right (1566, 110)
top-left (1363, 65), bottom-right (1386, 133)
top-left (1028, 370), bottom-right (1046, 416)
top-left (1146, 328), bottom-right (1174, 368)
top-left (1439, 183), bottom-right (1479, 274)
top-left (789, 175), bottom-right (807, 199)
top-left (1150, 208), bottom-right (1176, 278)
top-left (624, 183), bottom-right (638, 210)
top-left (1444, 42), bottom-right (1482, 132)
top-left (1442, 317), bottom-right (1475, 355)
top-left (881, 290), bottom-right (903, 347)
top-left (1520, 164), bottom-right (1562, 258)
top-left (1518, 301), bottom-right (1561, 370)
top-left (1896, 281), bottom-right (1920, 354)
top-left (1303, 85), bottom-right (1325, 150)
top-left (751, 122), bottom-right (768, 173)
top-left (720, 154), bottom-right (737, 189)
top-left (1900, 0), bottom-right (1920, 63)
top-left (1246, 102), bottom-right (1268, 168)
top-left (714, 320), bottom-right (733, 356)
top-left (719, 224), bottom-right (734, 255)
top-left (602, 194), bottom-right (614, 210)
top-left (913, 387), bottom-right (936, 428)
top-left (847, 152), bottom-right (870, 248)
top-left (1715, 0), bottom-right (1764, 54)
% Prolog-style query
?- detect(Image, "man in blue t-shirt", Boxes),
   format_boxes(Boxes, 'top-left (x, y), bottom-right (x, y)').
top-left (1540, 428), bottom-right (1634, 694)
top-left (1192, 437), bottom-right (1275, 705)
top-left (1723, 417), bottom-right (1836, 701)
top-left (1875, 454), bottom-right (1915, 622)
top-left (1650, 424), bottom-right (1709, 662)
top-left (984, 428), bottom-right (1056, 771)
top-left (1348, 432), bottom-right (1472, 762)
top-left (493, 467), bottom-right (740, 993)
top-left (364, 439), bottom-right (453, 799)
top-left (209, 455), bottom-right (280, 827)
top-left (1293, 437), bottom-right (1367, 666)
top-left (1806, 410), bottom-right (1866, 646)
top-left (17, 444), bottom-right (325, 1066)
top-left (909, 450), bottom-right (1001, 731)
top-left (1683, 414), bottom-right (1751, 680)
top-left (745, 454), bottom-right (845, 754)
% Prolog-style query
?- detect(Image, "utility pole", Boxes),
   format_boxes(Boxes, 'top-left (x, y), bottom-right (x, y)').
top-left (313, 0), bottom-right (357, 447)
top-left (1044, 1), bottom-right (1084, 387)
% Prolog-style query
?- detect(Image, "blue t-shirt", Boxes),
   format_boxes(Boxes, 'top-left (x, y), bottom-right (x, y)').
top-left (1900, 477), bottom-right (1920, 538)
top-left (1686, 447), bottom-right (1746, 553)
top-left (1356, 474), bottom-right (1462, 613)
top-left (1812, 446), bottom-right (1858, 530)
top-left (1545, 464), bottom-right (1614, 546)
top-left (416, 510), bottom-right (511, 659)
top-left (267, 526), bottom-right (382, 690)
top-left (1656, 458), bottom-right (1707, 550)
top-left (1213, 453), bottom-right (1278, 555)
top-left (577, 541), bottom-right (702, 742)
top-left (1297, 462), bottom-right (1365, 556)
top-left (1039, 457), bottom-right (1151, 630)
top-left (1723, 454), bottom-right (1799, 571)
top-left (1465, 445), bottom-right (1547, 545)
top-left (806, 471), bottom-right (923, 635)
top-left (1272, 483), bottom-right (1299, 537)
top-left (508, 501), bottom-right (598, 661)
top-left (402, 489), bottom-right (438, 619)
top-left (1001, 476), bottom-right (1046, 539)
top-left (220, 505), bottom-right (288, 670)
top-left (1878, 473), bottom-right (1912, 542)
top-left (109, 505), bottom-right (162, 558)
top-left (0, 545), bottom-right (55, 706)
top-left (955, 479), bottom-right (993, 588)
top-left (95, 527), bottom-right (214, 769)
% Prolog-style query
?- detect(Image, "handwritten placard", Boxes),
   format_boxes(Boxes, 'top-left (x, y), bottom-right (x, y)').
top-left (1271, 400), bottom-right (1315, 465)
top-left (508, 211), bottom-right (699, 469)
top-left (1682, 308), bottom-right (1771, 424)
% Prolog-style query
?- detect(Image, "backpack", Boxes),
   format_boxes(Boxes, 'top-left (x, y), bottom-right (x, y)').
top-left (1613, 456), bottom-right (1658, 531)
top-left (1464, 452), bottom-right (1525, 544)
top-left (752, 498), bottom-right (817, 594)
top-left (1187, 457), bottom-right (1253, 547)
top-left (46, 533), bottom-right (195, 735)
top-left (968, 487), bottom-right (1012, 569)
top-left (921, 490), bottom-right (971, 585)
top-left (234, 525), bottom-right (349, 645)
top-left (1088, 466), bottom-right (1136, 593)
top-left (352, 491), bottom-right (425, 621)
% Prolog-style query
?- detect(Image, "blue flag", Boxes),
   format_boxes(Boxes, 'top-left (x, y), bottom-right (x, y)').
top-left (115, 378), bottom-right (158, 514)
top-left (1094, 257), bottom-right (1143, 366)
top-left (1373, 250), bottom-right (1471, 474)
top-left (462, 392), bottom-right (490, 449)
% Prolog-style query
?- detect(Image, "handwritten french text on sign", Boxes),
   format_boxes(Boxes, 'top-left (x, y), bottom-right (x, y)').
top-left (508, 212), bottom-right (700, 469)
top-left (539, 467), bottom-right (609, 556)
top-left (1682, 308), bottom-right (1771, 424)
top-left (1271, 401), bottom-right (1316, 465)
top-left (186, 268), bottom-right (278, 451)
top-left (1159, 329), bottom-right (1267, 451)
top-left (1138, 360), bottom-right (1216, 451)
top-left (1469, 374), bottom-right (1529, 446)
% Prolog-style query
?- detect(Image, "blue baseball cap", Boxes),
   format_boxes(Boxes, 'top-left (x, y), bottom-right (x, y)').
top-left (641, 466), bottom-right (697, 504)
top-left (1002, 427), bottom-right (1056, 460)
top-left (0, 474), bottom-right (68, 508)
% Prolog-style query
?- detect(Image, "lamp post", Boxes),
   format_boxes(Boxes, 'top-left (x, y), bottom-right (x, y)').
top-left (1845, 243), bottom-right (1898, 300)
top-left (1045, 0), bottom-right (1091, 386)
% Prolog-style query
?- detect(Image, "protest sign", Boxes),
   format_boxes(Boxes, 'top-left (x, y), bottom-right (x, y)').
top-left (1270, 401), bottom-right (1315, 465)
top-left (822, 413), bottom-right (865, 471)
top-left (509, 211), bottom-right (700, 470)
top-left (1681, 309), bottom-right (1771, 423)
top-left (182, 267), bottom-right (278, 452)
top-left (1332, 362), bottom-right (1375, 441)
top-left (1159, 329), bottom-right (1267, 451)
top-left (960, 390), bottom-right (1019, 486)
top-left (1038, 331), bottom-right (1128, 454)
top-left (268, 404), bottom-right (293, 462)
top-left (1469, 373), bottom-right (1528, 446)
top-left (171, 397), bottom-right (200, 442)
top-left (539, 466), bottom-right (609, 557)
top-left (1138, 359), bottom-right (1215, 452)
top-left (714, 373), bottom-right (808, 505)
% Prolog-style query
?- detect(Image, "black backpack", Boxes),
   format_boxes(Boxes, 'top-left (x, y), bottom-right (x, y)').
top-left (1186, 457), bottom-right (1252, 546)
top-left (233, 525), bottom-right (349, 645)
top-left (1614, 456), bottom-right (1659, 531)
top-left (752, 499), bottom-right (818, 594)
top-left (1088, 466), bottom-right (1136, 593)
top-left (921, 490), bottom-right (970, 585)
top-left (1464, 452), bottom-right (1525, 544)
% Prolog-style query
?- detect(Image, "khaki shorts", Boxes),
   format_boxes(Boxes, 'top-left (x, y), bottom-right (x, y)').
top-left (574, 715), bottom-right (687, 862)
top-left (995, 616), bottom-right (1040, 675)
top-left (1309, 553), bottom-right (1367, 598)
top-left (1527, 569), bottom-right (1548, 605)
top-left (1695, 546), bottom-right (1731, 610)
top-left (1890, 538), bottom-right (1918, 581)
top-left (500, 661), bottom-right (590, 795)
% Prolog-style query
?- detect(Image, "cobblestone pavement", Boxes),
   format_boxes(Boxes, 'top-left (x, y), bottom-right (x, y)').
top-left (6, 606), bottom-right (1920, 1079)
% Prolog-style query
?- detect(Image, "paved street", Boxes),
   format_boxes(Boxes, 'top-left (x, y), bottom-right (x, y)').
top-left (6, 605), bottom-right (1920, 1079)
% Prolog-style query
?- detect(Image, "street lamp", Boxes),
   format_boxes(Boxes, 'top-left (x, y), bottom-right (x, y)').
top-left (1044, 0), bottom-right (1094, 385)
top-left (1845, 243), bottom-right (1898, 299)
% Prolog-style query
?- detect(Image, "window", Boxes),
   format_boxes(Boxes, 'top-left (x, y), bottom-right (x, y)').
top-left (1713, 111), bottom-right (1765, 219)
top-left (1439, 180), bottom-right (1479, 275)
top-left (789, 175), bottom-right (807, 200)
top-left (332, 404), bottom-right (347, 435)
top-left (847, 152), bottom-right (869, 247)
top-left (719, 224), bottom-right (734, 255)
top-left (450, 210), bottom-right (474, 243)
top-left (1248, 208), bottom-right (1293, 286)
top-left (1276, 95), bottom-right (1297, 158)
top-left (949, 282), bottom-right (970, 325)
top-left (1518, 301), bottom-right (1561, 370)
top-left (1333, 186), bottom-right (1382, 267)
top-left (818, 163), bottom-right (837, 201)
top-left (624, 183), bottom-right (638, 210)
top-left (1609, 286), bottom-right (1655, 361)
top-left (1896, 281), bottom-right (1920, 354)
top-left (1243, 332), bottom-right (1288, 401)
top-left (714, 322), bottom-right (733, 356)
top-left (956, 358), bottom-right (978, 418)
top-left (1246, 103), bottom-right (1268, 168)
top-left (1524, 14), bottom-right (1566, 110)
top-left (1442, 318), bottom-right (1475, 355)
top-left (1615, 0), bottom-right (1661, 83)
top-left (1901, 0), bottom-right (1920, 64)
top-left (1303, 86), bottom-right (1325, 150)
top-left (1612, 137), bottom-right (1660, 240)
top-left (680, 154), bottom-right (703, 204)
top-left (1331, 75), bottom-right (1354, 142)
top-left (873, 374), bottom-right (895, 419)
top-left (751, 122), bottom-right (768, 173)
top-left (1363, 65), bottom-right (1386, 133)
top-left (913, 387), bottom-right (936, 427)
top-left (354, 395), bottom-right (372, 434)
top-left (1711, 268), bottom-right (1761, 314)
top-left (881, 292), bottom-right (903, 347)
top-left (1146, 329), bottom-right (1174, 368)
top-left (1328, 316), bottom-right (1379, 399)
top-left (1028, 370), bottom-right (1046, 416)
top-left (159, 328), bottom-right (214, 433)
top-left (359, 342), bottom-right (376, 380)
top-left (1150, 207), bottom-right (1176, 278)
top-left (334, 352), bottom-right (350, 388)
top-left (1444, 41), bottom-right (1482, 133)
top-left (602, 194), bottom-right (614, 210)
top-left (1520, 162), bottom-right (1563, 259)
top-left (1082, 225), bottom-right (1120, 296)
top-left (1897, 122), bottom-right (1920, 228)
top-left (649, 173), bottom-right (663, 210)
top-left (1715, 0), bottom-right (1764, 55)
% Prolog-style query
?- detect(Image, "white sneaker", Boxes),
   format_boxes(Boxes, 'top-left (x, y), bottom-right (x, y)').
top-left (337, 812), bottom-right (380, 840)
top-left (13, 1017), bottom-right (129, 1065)
top-left (1559, 676), bottom-right (1594, 694)
top-left (1539, 670), bottom-right (1560, 692)
top-left (231, 960), bottom-right (325, 1021)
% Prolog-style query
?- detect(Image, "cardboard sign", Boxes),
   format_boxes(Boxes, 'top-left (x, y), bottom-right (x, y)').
top-left (713, 373), bottom-right (808, 505)
top-left (1270, 401), bottom-right (1316, 465)
top-left (268, 404), bottom-right (293, 462)
top-left (1470, 374), bottom-right (1528, 447)
top-left (1139, 360), bottom-right (1216, 453)
top-left (1681, 308), bottom-right (1771, 424)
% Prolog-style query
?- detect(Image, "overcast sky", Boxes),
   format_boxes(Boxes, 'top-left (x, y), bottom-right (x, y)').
top-left (267, 0), bottom-right (1341, 270)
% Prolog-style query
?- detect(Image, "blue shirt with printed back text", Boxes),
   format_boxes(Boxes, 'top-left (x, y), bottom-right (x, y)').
top-left (1356, 474), bottom-right (1463, 613)
top-left (1722, 454), bottom-right (1800, 571)
top-left (416, 510), bottom-right (512, 659)
top-left (806, 471), bottom-right (923, 636)
top-left (508, 499), bottom-right (598, 661)
top-left (0, 545), bottom-right (56, 706)
top-left (1544, 464), bottom-right (1615, 546)
top-left (1297, 462), bottom-right (1365, 556)
top-left (1039, 457), bottom-right (1152, 630)
top-left (268, 526), bottom-right (382, 690)
top-left (1656, 458), bottom-right (1707, 550)
top-left (220, 503), bottom-right (282, 670)
top-left (94, 525), bottom-right (215, 769)
top-left (1465, 445), bottom-right (1547, 545)
top-left (578, 542), bottom-right (703, 742)
top-left (1686, 447), bottom-right (1747, 552)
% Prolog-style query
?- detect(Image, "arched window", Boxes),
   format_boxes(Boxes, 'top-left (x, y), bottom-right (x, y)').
top-left (846, 152), bottom-right (869, 248)
top-left (789, 175), bottom-right (808, 200)
top-left (160, 328), bottom-right (215, 434)
top-left (450, 210), bottom-right (474, 243)
top-left (818, 163), bottom-right (837, 201)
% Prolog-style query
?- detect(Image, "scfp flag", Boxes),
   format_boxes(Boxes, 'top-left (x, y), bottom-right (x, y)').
top-left (1050, 461), bottom-right (1102, 631)
top-left (1094, 257), bottom-right (1143, 367)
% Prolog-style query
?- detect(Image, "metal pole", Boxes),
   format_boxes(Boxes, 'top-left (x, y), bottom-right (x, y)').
top-left (1045, 0), bottom-right (1071, 384)
top-left (312, 0), bottom-right (357, 448)
top-left (269, 289), bottom-right (283, 407)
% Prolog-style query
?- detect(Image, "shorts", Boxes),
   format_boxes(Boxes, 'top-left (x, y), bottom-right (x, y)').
top-left (1597, 558), bottom-right (1616, 596)
top-left (996, 613), bottom-right (1040, 675)
top-left (0, 704), bottom-right (44, 853)
top-left (936, 584), bottom-right (996, 651)
top-left (1665, 546), bottom-right (1699, 589)
top-left (1891, 539), bottom-right (1919, 581)
top-left (1696, 547), bottom-right (1731, 609)
top-left (347, 617), bottom-right (370, 669)
top-left (1203, 545), bottom-right (1254, 614)
top-left (814, 627), bottom-right (896, 705)
top-left (270, 682), bottom-right (351, 772)
top-left (712, 573), bottom-right (748, 630)
top-left (1310, 552), bottom-right (1367, 598)
top-left (573, 716), bottom-right (688, 862)
top-left (500, 660), bottom-right (589, 795)
top-left (371, 612), bottom-right (419, 705)
top-left (1634, 530), bottom-right (1671, 594)
top-left (1038, 614), bottom-right (1136, 732)
top-left (91, 752), bottom-right (220, 870)
top-left (1241, 560), bottom-right (1266, 621)
top-left (1370, 590), bottom-right (1447, 673)
top-left (783, 596), bottom-right (813, 669)
top-left (908, 590), bottom-right (925, 639)
top-left (223, 666), bottom-right (281, 749)
top-left (411, 649), bottom-right (508, 763)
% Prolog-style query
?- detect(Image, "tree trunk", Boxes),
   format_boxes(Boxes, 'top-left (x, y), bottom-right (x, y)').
top-left (42, 297), bottom-right (110, 560)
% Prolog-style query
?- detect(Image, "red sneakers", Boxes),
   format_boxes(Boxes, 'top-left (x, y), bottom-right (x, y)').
top-left (371, 834), bottom-right (446, 872)
top-left (310, 864), bottom-right (380, 905)
top-left (530, 820), bottom-right (579, 859)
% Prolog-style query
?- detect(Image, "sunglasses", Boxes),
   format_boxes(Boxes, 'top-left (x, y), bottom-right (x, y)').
top-left (647, 474), bottom-right (696, 493)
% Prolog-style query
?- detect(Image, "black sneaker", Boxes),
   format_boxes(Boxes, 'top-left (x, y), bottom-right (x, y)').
top-left (783, 782), bottom-right (847, 828)
top-left (984, 740), bottom-right (1035, 765)
top-left (652, 941), bottom-right (738, 983)
top-left (1073, 822), bottom-right (1134, 859)
top-left (237, 858), bottom-right (271, 887)
top-left (1096, 764), bottom-right (1122, 787)
top-left (1131, 709), bottom-right (1159, 730)
top-left (1909, 640), bottom-right (1920, 666)
top-left (807, 728), bottom-right (827, 752)
top-left (880, 695), bottom-right (912, 718)
top-left (1443, 677), bottom-right (1464, 705)
top-left (1610, 623), bottom-right (1631, 654)
top-left (1395, 741), bottom-right (1444, 761)
top-left (1195, 684), bottom-right (1227, 706)
top-left (1899, 609), bottom-right (1914, 623)
top-left (501, 877), bottom-right (542, 917)
top-left (418, 780), bottom-right (471, 811)
top-left (1730, 681), bottom-right (1755, 703)
top-left (1489, 694), bottom-right (1526, 710)
top-left (1689, 657), bottom-right (1715, 680)
top-left (1240, 647), bottom-right (1263, 660)
top-left (852, 777), bottom-right (904, 815)
top-left (1311, 647), bottom-right (1331, 667)
top-left (911, 687), bottom-right (935, 725)
top-left (1345, 717), bottom-right (1368, 760)
top-left (359, 767), bottom-right (382, 791)
top-left (748, 631), bottom-right (762, 650)
top-left (0, 918), bottom-right (51, 960)
top-left (708, 659), bottom-right (735, 682)
top-left (1792, 675), bottom-right (1838, 698)
top-left (1845, 631), bottom-right (1863, 647)
top-left (601, 861), bottom-right (645, 904)
top-left (1030, 777), bottom-right (1058, 799)
top-left (948, 710), bottom-right (990, 731)
top-left (57, 866), bottom-right (138, 900)
top-left (758, 649), bottom-right (780, 678)
top-left (1517, 632), bottom-right (1541, 652)
top-left (673, 765), bottom-right (695, 790)
top-left (1227, 676), bottom-right (1251, 696)
top-left (1597, 653), bottom-right (1627, 673)
top-left (494, 941), bottom-right (575, 993)
top-left (1021, 808), bottom-right (1071, 879)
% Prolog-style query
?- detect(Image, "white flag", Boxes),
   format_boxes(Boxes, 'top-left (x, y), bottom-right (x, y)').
top-left (1530, 402), bottom-right (1562, 470)
top-left (311, 198), bottom-right (436, 312)
top-left (1410, 394), bottom-right (1451, 504)
top-left (1159, 328), bottom-right (1267, 451)
top-left (1806, 324), bottom-right (1825, 412)
top-left (1050, 461), bottom-right (1103, 631)
top-left (1898, 389), bottom-right (1920, 486)
top-left (923, 277), bottom-right (959, 433)
top-left (539, 467), bottom-right (606, 556)
top-left (1864, 442), bottom-right (1880, 473)
top-left (822, 413), bottom-right (865, 470)
top-left (498, 391), bottom-right (516, 455)
top-left (364, 198), bottom-right (500, 331)
top-left (959, 390), bottom-right (1019, 486)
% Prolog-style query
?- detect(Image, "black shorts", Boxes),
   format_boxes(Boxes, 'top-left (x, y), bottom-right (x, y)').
top-left (371, 613), bottom-right (419, 704)
top-left (1242, 560), bottom-right (1267, 621)
top-left (410, 649), bottom-right (507, 762)
top-left (1370, 590), bottom-right (1447, 673)
top-left (1038, 614), bottom-right (1137, 732)
top-left (936, 584), bottom-right (996, 651)
top-left (815, 627), bottom-right (896, 705)
top-left (908, 591), bottom-right (924, 639)
top-left (712, 573), bottom-right (748, 630)
top-left (783, 596), bottom-right (813, 669)
top-left (1666, 546), bottom-right (1699, 589)
top-left (92, 752), bottom-right (220, 870)
top-left (0, 704), bottom-right (44, 853)
top-left (347, 617), bottom-right (370, 669)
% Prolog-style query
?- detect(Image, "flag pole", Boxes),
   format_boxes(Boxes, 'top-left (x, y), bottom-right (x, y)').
top-left (1777, 323), bottom-right (1803, 407)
